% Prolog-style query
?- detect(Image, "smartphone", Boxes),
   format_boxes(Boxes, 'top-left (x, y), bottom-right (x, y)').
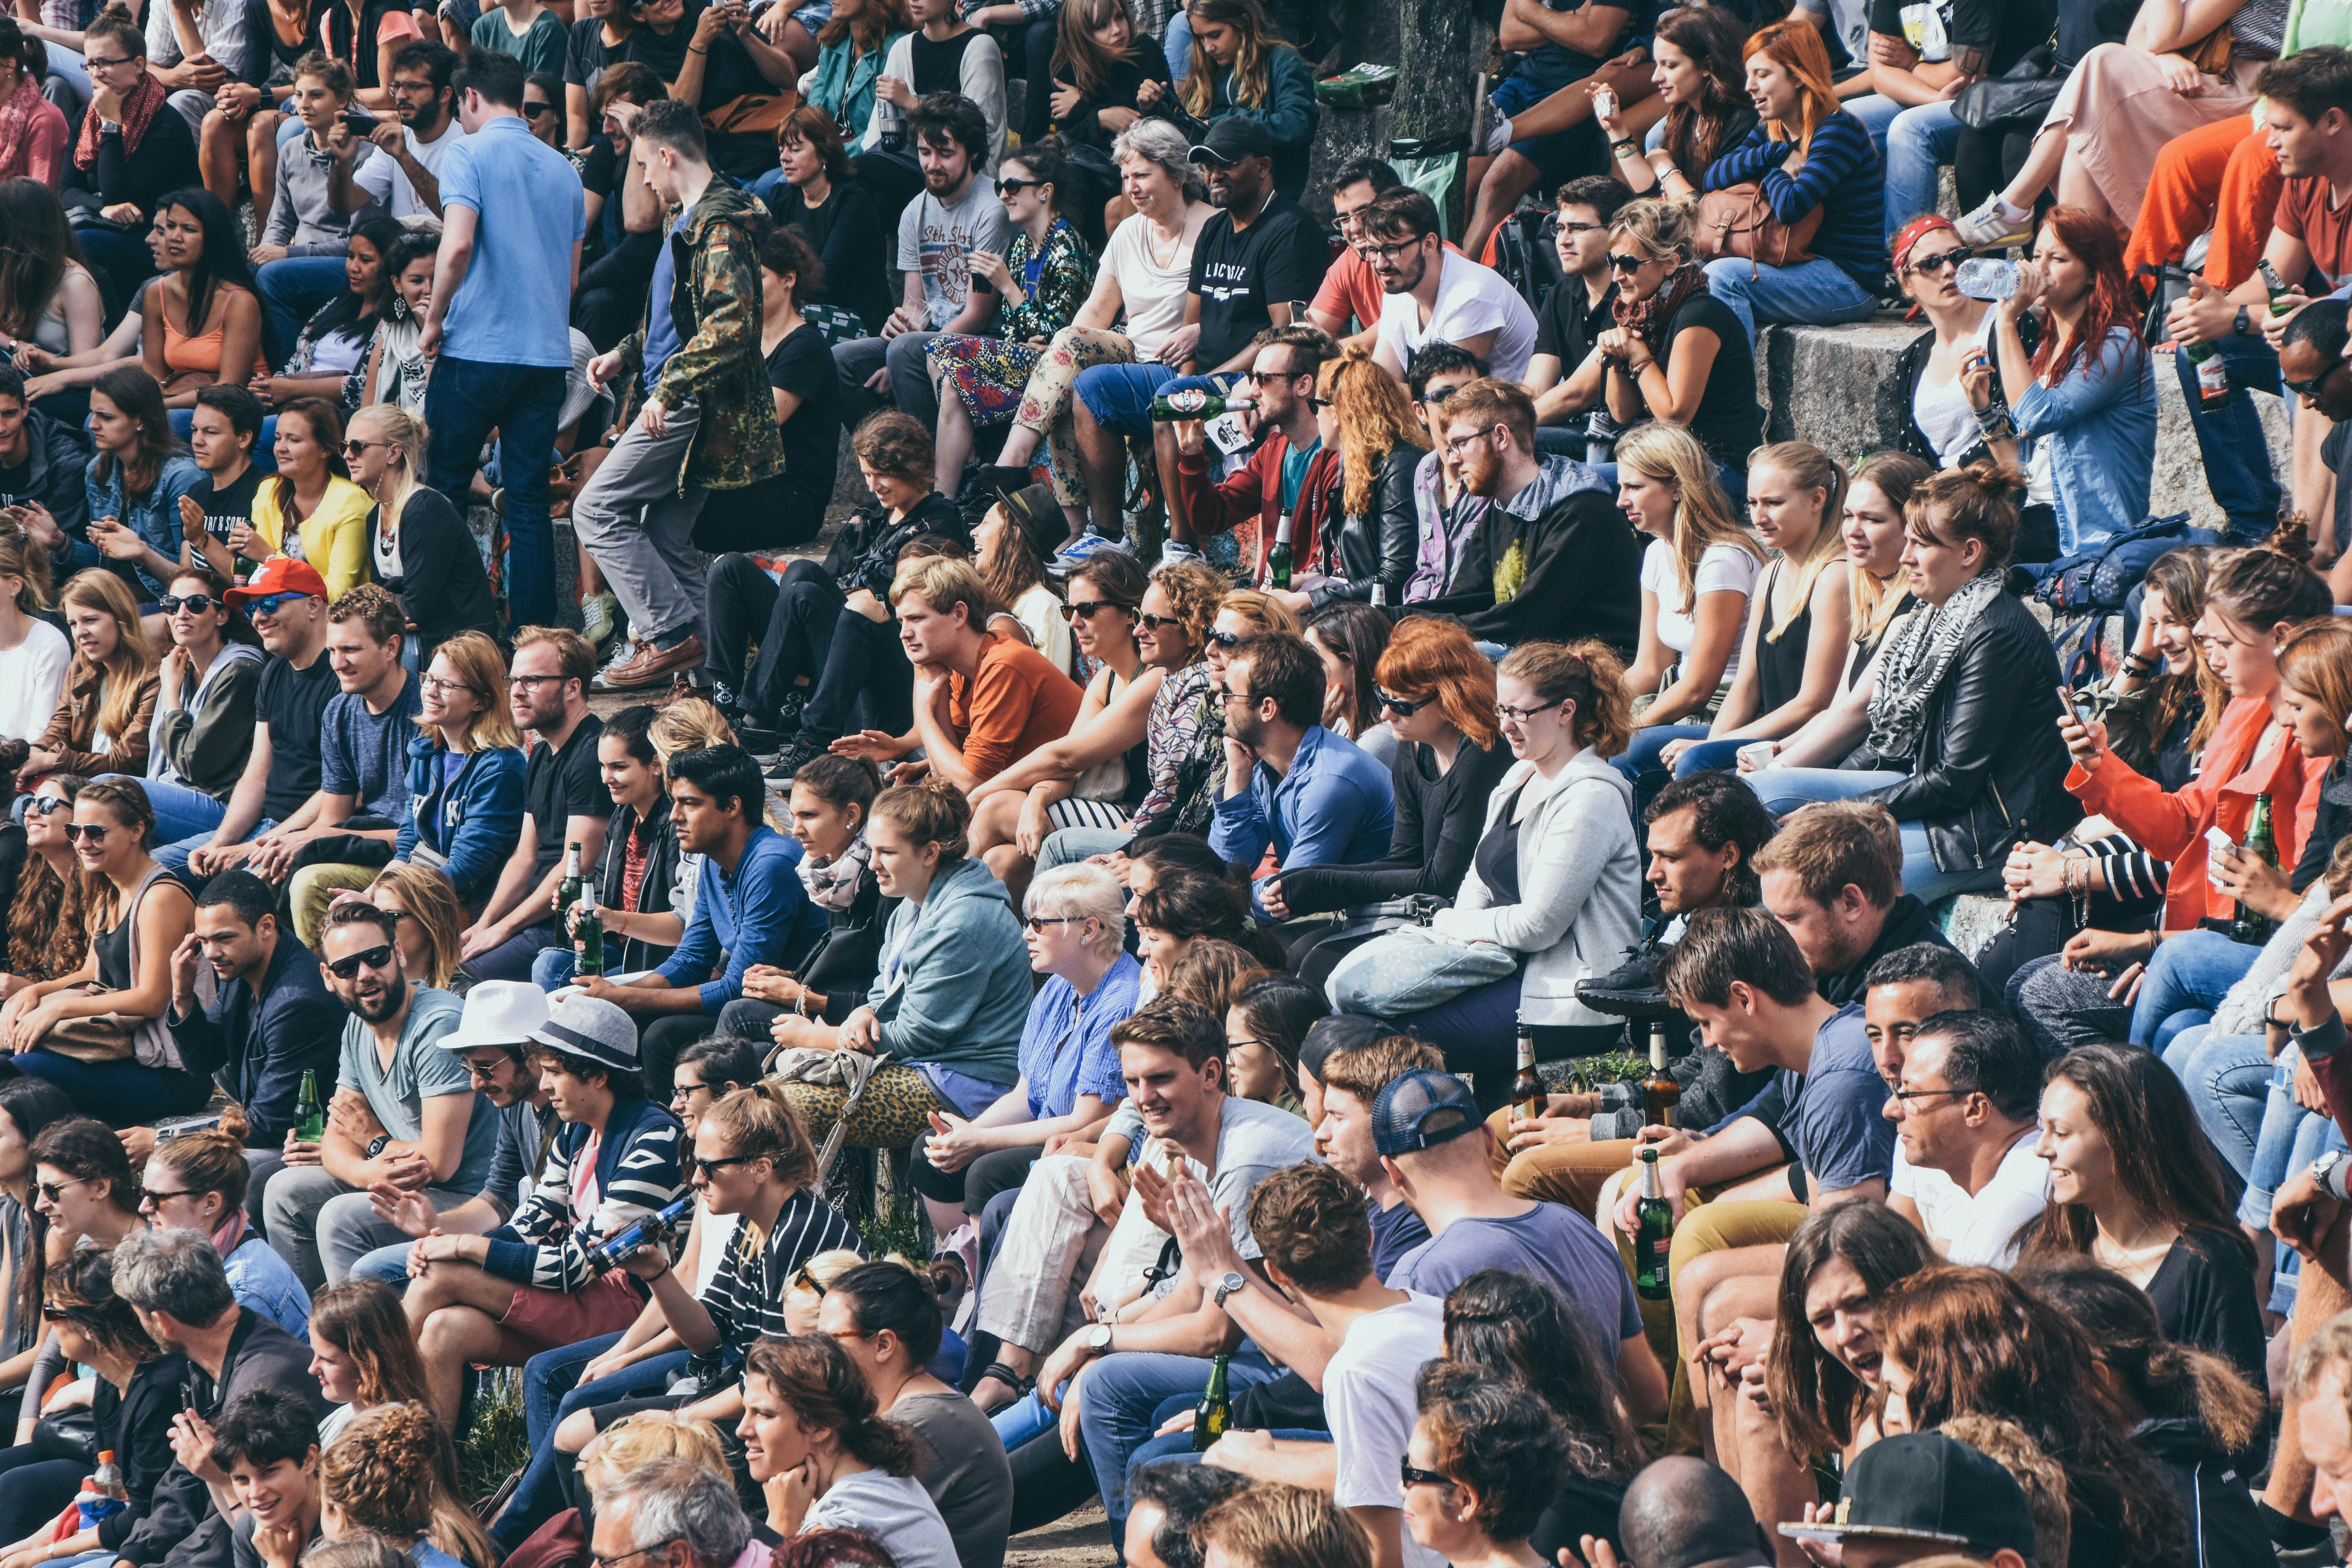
top-left (342, 109), bottom-right (374, 136)
top-left (2206, 824), bottom-right (2240, 888)
top-left (2054, 684), bottom-right (2094, 726)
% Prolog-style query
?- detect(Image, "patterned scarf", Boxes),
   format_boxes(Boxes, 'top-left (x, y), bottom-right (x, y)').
top-left (1865, 567), bottom-right (2007, 762)
top-left (73, 69), bottom-right (163, 171)
top-left (1612, 261), bottom-right (1710, 358)
top-left (799, 827), bottom-right (871, 913)
top-left (0, 73), bottom-right (40, 181)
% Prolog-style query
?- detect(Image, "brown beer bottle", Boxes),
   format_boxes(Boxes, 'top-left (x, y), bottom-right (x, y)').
top-left (1644, 1022), bottom-right (1680, 1129)
top-left (1512, 1016), bottom-right (1544, 1123)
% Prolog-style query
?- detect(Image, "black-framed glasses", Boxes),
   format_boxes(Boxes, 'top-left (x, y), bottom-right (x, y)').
top-left (1555, 219), bottom-right (1604, 235)
top-left (1022, 915), bottom-right (1078, 933)
top-left (671, 1077), bottom-right (711, 1103)
top-left (1227, 688), bottom-right (1269, 709)
top-left (326, 944), bottom-right (396, 979)
top-left (80, 51), bottom-right (132, 68)
top-left (158, 593), bottom-right (217, 616)
top-left (1060, 599), bottom-right (1134, 622)
top-left (1443, 427), bottom-right (1499, 455)
top-left (1903, 247), bottom-right (1969, 277)
top-left (1606, 252), bottom-right (1655, 273)
top-left (1376, 688), bottom-right (1430, 717)
top-left (692, 1153), bottom-right (756, 1179)
top-left (1362, 238), bottom-right (1420, 261)
top-left (1225, 1037), bottom-right (1269, 1054)
top-left (25, 797), bottom-right (65, 817)
top-left (1399, 1461), bottom-right (1452, 1489)
top-left (791, 1264), bottom-right (829, 1299)
top-left (1207, 629), bottom-right (1243, 648)
top-left (510, 673), bottom-right (572, 691)
top-left (33, 1179), bottom-right (82, 1204)
top-left (591, 1542), bottom-right (680, 1568)
top-left (422, 675), bottom-right (483, 697)
top-left (62, 823), bottom-right (109, 844)
top-left (996, 176), bottom-right (1040, 197)
top-left (521, 100), bottom-right (556, 119)
top-left (1495, 697), bottom-right (1566, 723)
top-left (1241, 367), bottom-right (1304, 385)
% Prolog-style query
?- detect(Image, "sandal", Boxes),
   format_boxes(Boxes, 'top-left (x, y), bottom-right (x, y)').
top-left (974, 1361), bottom-right (1036, 1406)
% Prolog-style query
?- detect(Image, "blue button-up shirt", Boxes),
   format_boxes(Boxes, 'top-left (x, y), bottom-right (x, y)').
top-left (656, 825), bottom-right (828, 1011)
top-left (1209, 724), bottom-right (1396, 916)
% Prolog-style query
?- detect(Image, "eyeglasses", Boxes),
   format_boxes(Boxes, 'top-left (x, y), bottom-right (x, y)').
top-left (326, 944), bottom-right (396, 979)
top-left (1443, 427), bottom-right (1499, 455)
top-left (1399, 1461), bottom-right (1452, 1489)
top-left (1376, 688), bottom-right (1430, 717)
top-left (80, 52), bottom-right (132, 67)
top-left (25, 797), bottom-right (65, 817)
top-left (1241, 367), bottom-right (1304, 385)
top-left (590, 1542), bottom-right (680, 1568)
top-left (996, 176), bottom-right (1041, 197)
top-left (422, 675), bottom-right (483, 697)
top-left (510, 673), bottom-right (572, 691)
top-left (1227, 689), bottom-right (1268, 708)
top-left (158, 593), bottom-right (217, 616)
top-left (1225, 1037), bottom-right (1269, 1054)
top-left (1495, 697), bottom-right (1566, 723)
top-left (62, 823), bottom-right (109, 844)
top-left (1060, 599), bottom-right (1134, 622)
top-left (692, 1153), bottom-right (757, 1179)
top-left (521, 100), bottom-right (556, 119)
top-left (1555, 219), bottom-right (1604, 235)
top-left (33, 1179), bottom-right (83, 1204)
top-left (342, 439), bottom-right (390, 458)
top-left (1903, 247), bottom-right (1968, 277)
top-left (1606, 252), bottom-right (1653, 273)
top-left (1207, 629), bottom-right (1243, 649)
top-left (139, 1186), bottom-right (195, 1207)
top-left (1022, 915), bottom-right (1078, 933)
top-left (243, 592), bottom-right (313, 618)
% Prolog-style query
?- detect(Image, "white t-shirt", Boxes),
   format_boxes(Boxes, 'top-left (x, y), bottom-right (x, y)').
top-left (0, 619), bottom-right (69, 746)
top-left (1377, 251), bottom-right (1539, 383)
top-left (352, 118), bottom-right (468, 221)
top-left (1100, 209), bottom-right (1207, 361)
top-left (1890, 1125), bottom-right (2050, 1268)
top-left (1326, 1292), bottom-right (1448, 1568)
top-left (1010, 581), bottom-right (1072, 677)
top-left (1640, 537), bottom-right (1761, 688)
top-left (804, 1470), bottom-right (960, 1568)
top-left (1911, 313), bottom-right (1995, 468)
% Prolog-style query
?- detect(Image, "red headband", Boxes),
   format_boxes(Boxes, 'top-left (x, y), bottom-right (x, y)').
top-left (1892, 214), bottom-right (1958, 275)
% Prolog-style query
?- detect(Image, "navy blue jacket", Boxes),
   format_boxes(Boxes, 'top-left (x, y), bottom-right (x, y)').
top-left (396, 737), bottom-right (527, 905)
top-left (167, 929), bottom-right (346, 1148)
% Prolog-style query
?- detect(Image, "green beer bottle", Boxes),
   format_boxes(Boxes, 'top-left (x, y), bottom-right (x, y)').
top-left (2261, 259), bottom-right (2299, 317)
top-left (2184, 338), bottom-right (2232, 409)
top-left (296, 1069), bottom-right (324, 1145)
top-left (2232, 793), bottom-right (2279, 946)
top-left (1151, 386), bottom-right (1228, 422)
top-left (1265, 513), bottom-right (1294, 591)
top-left (574, 882), bottom-right (606, 978)
top-left (1192, 1353), bottom-right (1232, 1451)
top-left (1634, 1148), bottom-right (1674, 1301)
top-left (557, 842), bottom-right (584, 927)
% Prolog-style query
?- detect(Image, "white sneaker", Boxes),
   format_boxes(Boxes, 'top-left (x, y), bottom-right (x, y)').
top-left (1953, 195), bottom-right (2033, 249)
top-left (589, 638), bottom-right (644, 692)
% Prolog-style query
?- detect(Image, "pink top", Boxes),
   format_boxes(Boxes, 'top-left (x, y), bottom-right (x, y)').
top-left (0, 96), bottom-right (69, 190)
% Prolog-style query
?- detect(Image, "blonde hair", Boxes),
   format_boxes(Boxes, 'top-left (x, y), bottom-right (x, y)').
top-left (1846, 451), bottom-right (1934, 645)
top-left (416, 630), bottom-right (521, 752)
top-left (347, 405), bottom-right (428, 535)
top-left (647, 698), bottom-right (784, 831)
top-left (698, 1082), bottom-right (820, 1199)
top-left (1318, 347), bottom-right (1428, 518)
top-left (1218, 589), bottom-right (1301, 637)
top-left (783, 1247), bottom-right (865, 1324)
top-left (1496, 640), bottom-right (1635, 758)
top-left (1025, 862), bottom-right (1127, 959)
top-left (1608, 196), bottom-right (1695, 264)
top-left (58, 570), bottom-right (151, 755)
top-left (0, 524), bottom-right (55, 614)
top-left (1195, 1482), bottom-right (1374, 1568)
top-left (1613, 422), bottom-right (1763, 606)
top-left (364, 861), bottom-right (465, 989)
top-left (580, 1411), bottom-right (731, 1494)
top-left (889, 554), bottom-right (992, 626)
top-left (1750, 441), bottom-right (1849, 644)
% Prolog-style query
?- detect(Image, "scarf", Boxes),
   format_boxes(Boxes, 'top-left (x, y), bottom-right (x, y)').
top-left (1612, 262), bottom-right (1709, 358)
top-left (799, 828), bottom-right (871, 913)
top-left (0, 72), bottom-right (40, 181)
top-left (211, 1206), bottom-right (249, 1260)
top-left (1864, 567), bottom-right (2006, 762)
top-left (74, 69), bottom-right (164, 171)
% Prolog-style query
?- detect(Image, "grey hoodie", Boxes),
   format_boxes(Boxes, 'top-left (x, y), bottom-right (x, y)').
top-left (151, 641), bottom-right (266, 801)
top-left (867, 853), bottom-right (1026, 1084)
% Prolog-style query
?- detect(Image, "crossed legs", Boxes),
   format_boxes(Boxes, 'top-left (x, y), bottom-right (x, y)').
top-left (404, 1261), bottom-right (530, 1428)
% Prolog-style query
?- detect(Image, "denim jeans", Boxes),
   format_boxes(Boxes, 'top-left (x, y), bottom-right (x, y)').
top-left (1036, 826), bottom-right (1131, 874)
top-left (833, 331), bottom-right (942, 430)
top-left (1702, 256), bottom-right (1881, 347)
top-left (255, 257), bottom-right (350, 364)
top-left (346, 1240), bottom-right (414, 1285)
top-left (1611, 724), bottom-right (1717, 818)
top-left (1071, 1347), bottom-right (1279, 1535)
top-left (2161, 1025), bottom-right (2271, 1181)
top-left (1748, 767), bottom-right (2004, 902)
top-left (494, 1336), bottom-right (693, 1552)
top-left (2129, 927), bottom-right (2260, 1050)
top-left (2173, 333), bottom-right (2282, 543)
top-left (12, 1052), bottom-right (213, 1124)
top-left (1884, 100), bottom-right (1964, 243)
top-left (131, 777), bottom-right (233, 848)
top-left (2245, 1084), bottom-right (2345, 1230)
top-left (1843, 92), bottom-right (1903, 164)
top-left (155, 815), bottom-right (277, 873)
top-left (424, 353), bottom-right (568, 629)
top-left (1123, 1393), bottom-right (1327, 1478)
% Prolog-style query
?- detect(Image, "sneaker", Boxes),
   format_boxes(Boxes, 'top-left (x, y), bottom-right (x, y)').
top-left (735, 716), bottom-right (790, 751)
top-left (1575, 938), bottom-right (1677, 1017)
top-left (591, 638), bottom-right (644, 691)
top-left (1952, 195), bottom-right (2033, 249)
top-left (765, 737), bottom-right (830, 782)
top-left (592, 634), bottom-right (707, 692)
top-left (579, 590), bottom-right (620, 652)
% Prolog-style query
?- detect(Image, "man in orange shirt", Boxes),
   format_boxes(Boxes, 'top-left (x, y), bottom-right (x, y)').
top-left (835, 554), bottom-right (1083, 802)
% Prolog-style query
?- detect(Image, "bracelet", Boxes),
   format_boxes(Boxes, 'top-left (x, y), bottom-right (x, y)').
top-left (687, 43), bottom-right (706, 51)
top-left (1973, 401), bottom-right (2016, 441)
top-left (1611, 140), bottom-right (1640, 160)
top-left (2121, 652), bottom-right (2160, 677)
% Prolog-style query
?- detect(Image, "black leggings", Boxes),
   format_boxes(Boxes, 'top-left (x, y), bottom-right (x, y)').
top-left (704, 557), bottom-right (913, 740)
top-left (906, 1136), bottom-right (1043, 1214)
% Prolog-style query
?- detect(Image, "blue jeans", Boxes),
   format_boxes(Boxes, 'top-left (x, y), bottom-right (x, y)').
top-left (493, 1334), bottom-right (692, 1552)
top-left (1164, 9), bottom-right (1190, 79)
top-left (347, 1240), bottom-right (414, 1285)
top-left (992, 1386), bottom-right (1061, 1451)
top-left (1036, 826), bottom-right (1131, 873)
top-left (1074, 364), bottom-right (1226, 436)
top-left (2129, 927), bottom-right (2259, 1050)
top-left (466, 923), bottom-right (563, 984)
top-left (1747, 767), bottom-right (2002, 902)
top-left (1843, 91), bottom-right (1902, 164)
top-left (2162, 1025), bottom-right (2270, 1181)
top-left (1071, 1348), bottom-right (1278, 1535)
top-left (1884, 100), bottom-right (1964, 243)
top-left (13, 1050), bottom-right (213, 1123)
top-left (425, 353), bottom-right (568, 629)
top-left (1702, 256), bottom-right (1880, 347)
top-left (2173, 334), bottom-right (2283, 543)
top-left (534, 948), bottom-right (577, 989)
top-left (2245, 1083), bottom-right (2345, 1230)
top-left (155, 813), bottom-right (276, 873)
top-left (131, 777), bottom-right (234, 848)
top-left (255, 257), bottom-right (349, 363)
top-left (1124, 1392), bottom-right (1326, 1477)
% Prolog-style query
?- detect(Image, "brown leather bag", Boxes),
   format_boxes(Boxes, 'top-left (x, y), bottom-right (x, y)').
top-left (1693, 182), bottom-right (1825, 271)
top-left (39, 994), bottom-right (138, 1063)
top-left (2185, 24), bottom-right (2235, 77)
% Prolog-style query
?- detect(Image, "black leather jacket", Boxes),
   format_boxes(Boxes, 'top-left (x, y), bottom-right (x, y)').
top-left (1307, 446), bottom-right (1419, 609)
top-left (1840, 586), bottom-right (2082, 873)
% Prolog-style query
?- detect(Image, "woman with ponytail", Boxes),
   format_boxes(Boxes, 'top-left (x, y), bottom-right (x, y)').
top-left (346, 405), bottom-right (499, 666)
top-left (1750, 461), bottom-right (2080, 902)
top-left (739, 1336), bottom-right (957, 1568)
top-left (767, 778), bottom-right (1028, 1152)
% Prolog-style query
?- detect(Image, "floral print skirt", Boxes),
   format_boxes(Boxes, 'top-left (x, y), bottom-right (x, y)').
top-left (926, 335), bottom-right (1048, 428)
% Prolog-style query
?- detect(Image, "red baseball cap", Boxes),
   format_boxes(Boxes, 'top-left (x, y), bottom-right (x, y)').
top-left (225, 557), bottom-right (329, 607)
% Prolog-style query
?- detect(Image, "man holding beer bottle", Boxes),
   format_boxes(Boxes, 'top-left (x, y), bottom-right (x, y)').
top-left (1167, 324), bottom-right (1338, 594)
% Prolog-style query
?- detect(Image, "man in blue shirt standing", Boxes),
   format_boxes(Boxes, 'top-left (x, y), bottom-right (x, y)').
top-left (419, 48), bottom-right (585, 632)
top-left (1208, 631), bottom-right (1394, 919)
top-left (572, 743), bottom-right (823, 1100)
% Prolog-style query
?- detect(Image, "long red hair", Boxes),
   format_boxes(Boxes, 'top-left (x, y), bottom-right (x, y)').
top-left (1743, 19), bottom-right (1837, 149)
top-left (2029, 206), bottom-right (2141, 387)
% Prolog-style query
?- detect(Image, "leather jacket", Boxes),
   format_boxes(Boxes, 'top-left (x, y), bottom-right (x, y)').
top-left (1307, 445), bottom-right (1419, 609)
top-left (1841, 585), bottom-right (2082, 873)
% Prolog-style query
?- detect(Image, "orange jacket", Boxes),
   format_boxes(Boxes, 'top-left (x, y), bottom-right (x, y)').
top-left (2067, 694), bottom-right (2329, 931)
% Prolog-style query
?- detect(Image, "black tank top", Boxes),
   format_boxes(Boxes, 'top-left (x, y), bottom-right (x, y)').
top-left (1112, 670), bottom-right (1151, 808)
top-left (1753, 560), bottom-right (1815, 716)
top-left (94, 913), bottom-right (132, 991)
top-left (1472, 783), bottom-right (1527, 907)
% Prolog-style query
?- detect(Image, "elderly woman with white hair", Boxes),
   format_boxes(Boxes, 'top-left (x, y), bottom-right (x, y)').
top-left (906, 860), bottom-right (1141, 1243)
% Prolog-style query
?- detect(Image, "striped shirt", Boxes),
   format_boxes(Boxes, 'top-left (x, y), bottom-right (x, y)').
top-left (690, 1190), bottom-right (863, 1383)
top-left (1704, 109), bottom-right (1887, 287)
top-left (483, 1098), bottom-right (688, 1293)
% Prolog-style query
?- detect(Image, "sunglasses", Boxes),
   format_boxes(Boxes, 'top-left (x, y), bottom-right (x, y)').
top-left (1903, 247), bottom-right (1968, 277)
top-left (1606, 252), bottom-right (1653, 273)
top-left (1022, 915), bottom-right (1077, 933)
top-left (243, 592), bottom-right (313, 618)
top-left (38, 1304), bottom-right (87, 1323)
top-left (1400, 1461), bottom-right (1452, 1489)
top-left (62, 823), bottom-right (109, 844)
top-left (2285, 367), bottom-right (2342, 398)
top-left (791, 1264), bottom-right (829, 1299)
top-left (33, 1179), bottom-right (82, 1204)
top-left (326, 944), bottom-right (396, 979)
top-left (25, 797), bottom-right (65, 817)
top-left (139, 1186), bottom-right (194, 1207)
top-left (1376, 688), bottom-right (1430, 717)
top-left (343, 438), bottom-right (390, 458)
top-left (1137, 612), bottom-right (1186, 632)
top-left (1060, 599), bottom-right (1134, 622)
top-left (1207, 629), bottom-right (1243, 649)
top-left (158, 593), bottom-right (217, 616)
top-left (1421, 383), bottom-right (1466, 405)
top-left (692, 1153), bottom-right (756, 1179)
top-left (521, 100), bottom-right (555, 119)
top-left (996, 176), bottom-right (1041, 197)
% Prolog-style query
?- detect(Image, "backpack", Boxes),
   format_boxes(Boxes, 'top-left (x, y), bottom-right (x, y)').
top-left (2031, 513), bottom-right (2218, 619)
top-left (1491, 208), bottom-right (1566, 315)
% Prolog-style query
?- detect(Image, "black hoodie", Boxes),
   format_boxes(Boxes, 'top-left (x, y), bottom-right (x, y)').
top-left (2132, 1416), bottom-right (2272, 1568)
top-left (1417, 488), bottom-right (1643, 657)
top-left (1815, 893), bottom-right (1957, 1007)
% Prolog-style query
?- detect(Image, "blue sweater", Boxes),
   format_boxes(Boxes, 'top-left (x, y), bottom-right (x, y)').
top-left (866, 854), bottom-right (1026, 1083)
top-left (1209, 725), bottom-right (1397, 917)
top-left (395, 739), bottom-right (527, 905)
top-left (656, 824), bottom-right (826, 1011)
top-left (1703, 109), bottom-right (1887, 287)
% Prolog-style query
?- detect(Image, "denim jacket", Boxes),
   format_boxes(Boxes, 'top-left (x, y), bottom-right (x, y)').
top-left (223, 1233), bottom-right (310, 1338)
top-left (2012, 324), bottom-right (2156, 555)
top-left (85, 452), bottom-right (203, 597)
top-left (802, 29), bottom-right (907, 144)
top-left (396, 738), bottom-right (527, 906)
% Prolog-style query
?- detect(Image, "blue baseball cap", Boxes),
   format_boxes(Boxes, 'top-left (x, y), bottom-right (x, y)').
top-left (1372, 1069), bottom-right (1481, 1157)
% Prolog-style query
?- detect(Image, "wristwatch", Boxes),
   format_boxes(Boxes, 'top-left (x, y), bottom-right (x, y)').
top-left (98, 120), bottom-right (121, 136)
top-left (1212, 1272), bottom-right (1247, 1310)
top-left (366, 1134), bottom-right (391, 1158)
top-left (2315, 1149), bottom-right (2347, 1200)
top-left (1086, 1324), bottom-right (1114, 1356)
top-left (2235, 305), bottom-right (2254, 337)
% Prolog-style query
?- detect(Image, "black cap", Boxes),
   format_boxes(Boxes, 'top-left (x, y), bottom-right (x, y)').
top-left (1371, 1069), bottom-right (1481, 1156)
top-left (1778, 1434), bottom-right (2037, 1558)
top-left (1299, 1014), bottom-right (1388, 1085)
top-left (1189, 118), bottom-right (1273, 165)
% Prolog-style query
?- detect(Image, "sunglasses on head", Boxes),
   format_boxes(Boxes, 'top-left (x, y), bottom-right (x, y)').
top-left (1059, 598), bottom-right (1134, 622)
top-left (1376, 688), bottom-right (1430, 717)
top-left (62, 823), bottom-right (110, 844)
top-left (158, 593), bottom-right (216, 616)
top-left (326, 944), bottom-right (396, 979)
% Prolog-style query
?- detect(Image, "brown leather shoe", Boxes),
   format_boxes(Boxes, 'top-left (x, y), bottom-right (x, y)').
top-left (593, 634), bottom-right (706, 691)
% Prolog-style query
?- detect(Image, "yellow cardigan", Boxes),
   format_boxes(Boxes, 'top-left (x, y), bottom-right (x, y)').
top-left (254, 474), bottom-right (374, 600)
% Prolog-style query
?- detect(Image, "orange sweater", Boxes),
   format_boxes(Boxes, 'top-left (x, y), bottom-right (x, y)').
top-left (2067, 694), bottom-right (2330, 931)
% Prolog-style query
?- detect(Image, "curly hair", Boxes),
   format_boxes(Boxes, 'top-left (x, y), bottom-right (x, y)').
top-left (321, 1402), bottom-right (495, 1568)
top-left (1160, 939), bottom-right (1272, 1016)
top-left (1439, 1269), bottom-right (1643, 1480)
top-left (742, 1335), bottom-right (928, 1477)
top-left (1495, 640), bottom-right (1633, 758)
top-left (1147, 561), bottom-right (1225, 661)
top-left (1318, 347), bottom-right (1428, 518)
top-left (1411, 1361), bottom-right (1570, 1543)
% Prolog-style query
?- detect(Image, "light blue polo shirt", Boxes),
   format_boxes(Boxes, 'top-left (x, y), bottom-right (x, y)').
top-left (437, 114), bottom-right (585, 368)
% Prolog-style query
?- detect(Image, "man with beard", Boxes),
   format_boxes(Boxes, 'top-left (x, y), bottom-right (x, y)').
top-left (1754, 800), bottom-right (1957, 1006)
top-left (335, 40), bottom-right (465, 220)
top-left (262, 900), bottom-right (490, 1291)
top-left (1413, 378), bottom-right (1637, 654)
top-left (1168, 325), bottom-right (1338, 582)
top-left (1365, 186), bottom-right (1537, 384)
top-left (1206, 631), bottom-right (1393, 920)
top-left (461, 626), bottom-right (612, 981)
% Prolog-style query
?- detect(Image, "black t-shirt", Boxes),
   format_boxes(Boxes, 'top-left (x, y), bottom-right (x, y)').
top-left (190, 465), bottom-right (264, 552)
top-left (907, 27), bottom-right (984, 96)
top-left (256, 651), bottom-right (341, 822)
top-left (583, 134), bottom-right (626, 252)
top-left (1533, 276), bottom-right (1615, 376)
top-left (788, 180), bottom-right (891, 332)
top-left (1864, 0), bottom-right (2046, 75)
top-left (1189, 192), bottom-right (1330, 372)
top-left (1656, 292), bottom-right (1760, 472)
top-left (566, 15), bottom-right (627, 87)
top-left (524, 713), bottom-right (612, 882)
top-left (625, 10), bottom-right (695, 81)
top-left (767, 321), bottom-right (842, 500)
top-left (2143, 1228), bottom-right (2268, 1393)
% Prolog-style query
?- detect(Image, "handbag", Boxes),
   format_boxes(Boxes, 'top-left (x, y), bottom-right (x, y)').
top-left (1693, 183), bottom-right (1822, 270)
top-left (2186, 22), bottom-right (2236, 76)
top-left (40, 997), bottom-right (138, 1063)
top-left (1326, 926), bottom-right (1523, 1018)
top-left (1953, 44), bottom-right (2061, 129)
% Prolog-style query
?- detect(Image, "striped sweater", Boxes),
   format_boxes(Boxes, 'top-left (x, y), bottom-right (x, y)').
top-left (482, 1097), bottom-right (688, 1293)
top-left (1702, 109), bottom-right (1887, 287)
